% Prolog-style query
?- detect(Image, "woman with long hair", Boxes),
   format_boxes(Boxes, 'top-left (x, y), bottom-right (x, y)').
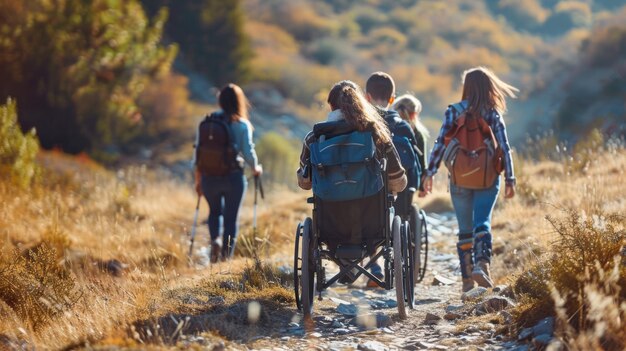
top-left (194, 83), bottom-right (262, 262)
top-left (296, 80), bottom-right (407, 285)
top-left (393, 94), bottom-right (430, 197)
top-left (297, 80), bottom-right (406, 193)
top-left (422, 67), bottom-right (517, 292)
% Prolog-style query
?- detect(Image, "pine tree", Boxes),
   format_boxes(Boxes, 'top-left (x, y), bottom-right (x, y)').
top-left (145, 0), bottom-right (253, 86)
top-left (0, 0), bottom-right (177, 156)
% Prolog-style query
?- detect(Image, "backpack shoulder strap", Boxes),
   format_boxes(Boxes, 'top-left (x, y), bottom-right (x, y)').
top-left (450, 101), bottom-right (468, 115)
top-left (208, 112), bottom-right (240, 152)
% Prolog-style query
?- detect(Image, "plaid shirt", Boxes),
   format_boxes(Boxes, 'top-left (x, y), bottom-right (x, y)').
top-left (426, 103), bottom-right (515, 185)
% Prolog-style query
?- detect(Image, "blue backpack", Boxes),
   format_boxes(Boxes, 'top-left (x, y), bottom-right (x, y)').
top-left (310, 130), bottom-right (383, 202)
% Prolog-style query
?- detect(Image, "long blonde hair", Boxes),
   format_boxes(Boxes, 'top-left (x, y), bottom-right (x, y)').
top-left (461, 66), bottom-right (518, 115)
top-left (327, 80), bottom-right (391, 145)
top-left (393, 94), bottom-right (430, 138)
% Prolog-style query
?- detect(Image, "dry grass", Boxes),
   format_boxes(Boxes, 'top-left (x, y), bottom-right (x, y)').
top-left (0, 150), bottom-right (304, 349)
top-left (488, 138), bottom-right (626, 349)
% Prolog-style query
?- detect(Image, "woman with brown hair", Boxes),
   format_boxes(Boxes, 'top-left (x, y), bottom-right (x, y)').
top-left (422, 67), bottom-right (517, 292)
top-left (194, 83), bottom-right (262, 262)
top-left (297, 80), bottom-right (406, 194)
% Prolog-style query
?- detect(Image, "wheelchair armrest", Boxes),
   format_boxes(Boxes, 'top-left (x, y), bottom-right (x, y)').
top-left (307, 197), bottom-right (315, 204)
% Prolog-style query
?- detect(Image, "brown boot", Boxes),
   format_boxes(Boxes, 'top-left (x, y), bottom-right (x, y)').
top-left (462, 278), bottom-right (475, 292)
top-left (472, 260), bottom-right (494, 288)
top-left (210, 238), bottom-right (222, 263)
top-left (457, 233), bottom-right (475, 293)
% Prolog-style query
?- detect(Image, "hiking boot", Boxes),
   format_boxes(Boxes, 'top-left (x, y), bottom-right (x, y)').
top-left (462, 278), bottom-right (476, 292)
top-left (366, 272), bottom-right (384, 288)
top-left (210, 238), bottom-right (222, 263)
top-left (472, 260), bottom-right (494, 288)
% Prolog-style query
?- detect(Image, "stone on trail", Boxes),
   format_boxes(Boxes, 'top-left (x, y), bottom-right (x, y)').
top-left (518, 327), bottom-right (533, 341)
top-left (331, 320), bottom-right (345, 328)
top-left (461, 287), bottom-right (488, 302)
top-left (337, 303), bottom-right (358, 317)
top-left (415, 341), bottom-right (437, 349)
top-left (432, 274), bottom-right (456, 286)
top-left (358, 340), bottom-right (389, 351)
top-left (210, 341), bottom-right (226, 351)
top-left (445, 304), bottom-right (464, 312)
top-left (444, 311), bottom-right (462, 320)
top-left (334, 328), bottom-right (350, 335)
top-left (532, 334), bottom-right (553, 347)
top-left (330, 297), bottom-right (351, 305)
top-left (370, 298), bottom-right (397, 309)
top-left (431, 253), bottom-right (456, 262)
top-left (532, 317), bottom-right (555, 337)
top-left (475, 296), bottom-right (516, 315)
top-left (351, 290), bottom-right (367, 297)
top-left (423, 312), bottom-right (442, 325)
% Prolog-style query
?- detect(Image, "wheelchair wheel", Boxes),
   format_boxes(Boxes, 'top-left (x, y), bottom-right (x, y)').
top-left (293, 222), bottom-right (303, 310)
top-left (392, 215), bottom-right (408, 319)
top-left (410, 206), bottom-right (428, 283)
top-left (403, 221), bottom-right (415, 309)
top-left (301, 217), bottom-right (315, 319)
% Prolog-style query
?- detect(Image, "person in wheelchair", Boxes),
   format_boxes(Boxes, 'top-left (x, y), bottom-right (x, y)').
top-left (296, 80), bottom-right (407, 285)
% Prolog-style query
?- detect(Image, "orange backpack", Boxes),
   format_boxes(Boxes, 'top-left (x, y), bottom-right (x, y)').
top-left (442, 103), bottom-right (504, 189)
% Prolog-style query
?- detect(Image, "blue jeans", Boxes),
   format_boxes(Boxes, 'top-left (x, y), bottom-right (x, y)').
top-left (201, 171), bottom-right (247, 258)
top-left (450, 177), bottom-right (500, 235)
top-left (451, 178), bottom-right (500, 269)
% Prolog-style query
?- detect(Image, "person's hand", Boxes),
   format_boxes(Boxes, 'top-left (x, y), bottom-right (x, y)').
top-left (195, 180), bottom-right (202, 196)
top-left (505, 184), bottom-right (515, 199)
top-left (422, 175), bottom-right (433, 195)
top-left (195, 178), bottom-right (202, 196)
top-left (253, 164), bottom-right (263, 177)
top-left (418, 190), bottom-right (427, 198)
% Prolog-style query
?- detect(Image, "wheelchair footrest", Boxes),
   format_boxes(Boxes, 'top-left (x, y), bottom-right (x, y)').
top-left (335, 244), bottom-right (366, 260)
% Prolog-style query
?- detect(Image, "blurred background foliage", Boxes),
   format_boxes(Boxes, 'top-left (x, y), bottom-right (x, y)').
top-left (0, 0), bottom-right (624, 177)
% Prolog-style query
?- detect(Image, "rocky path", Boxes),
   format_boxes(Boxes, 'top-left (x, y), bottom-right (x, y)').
top-left (243, 212), bottom-right (535, 351)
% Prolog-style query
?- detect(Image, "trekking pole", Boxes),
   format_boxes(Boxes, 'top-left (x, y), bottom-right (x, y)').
top-left (188, 195), bottom-right (201, 263)
top-left (253, 174), bottom-right (265, 250)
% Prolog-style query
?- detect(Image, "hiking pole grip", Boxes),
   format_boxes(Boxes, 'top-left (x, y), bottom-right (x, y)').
top-left (257, 175), bottom-right (265, 200)
top-left (188, 195), bottom-right (201, 259)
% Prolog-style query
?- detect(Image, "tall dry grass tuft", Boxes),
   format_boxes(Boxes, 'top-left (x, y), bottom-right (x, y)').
top-left (0, 244), bottom-right (81, 330)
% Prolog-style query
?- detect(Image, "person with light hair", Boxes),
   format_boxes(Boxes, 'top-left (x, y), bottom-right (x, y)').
top-left (393, 94), bottom-right (430, 197)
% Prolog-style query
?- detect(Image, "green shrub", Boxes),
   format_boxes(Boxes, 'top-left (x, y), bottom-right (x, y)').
top-left (0, 98), bottom-right (39, 188)
top-left (255, 132), bottom-right (301, 187)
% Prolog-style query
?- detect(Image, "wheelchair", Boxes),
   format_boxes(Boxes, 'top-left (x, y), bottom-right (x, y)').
top-left (394, 186), bottom-right (429, 285)
top-left (293, 123), bottom-right (419, 320)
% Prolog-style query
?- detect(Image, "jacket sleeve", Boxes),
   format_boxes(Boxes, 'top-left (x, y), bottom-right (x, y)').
top-left (383, 141), bottom-right (407, 193)
top-left (296, 132), bottom-right (315, 190)
top-left (426, 107), bottom-right (456, 176)
top-left (490, 110), bottom-right (515, 185)
top-left (237, 120), bottom-right (259, 169)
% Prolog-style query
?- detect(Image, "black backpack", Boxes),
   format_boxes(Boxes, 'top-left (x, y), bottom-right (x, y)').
top-left (195, 112), bottom-right (242, 176)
